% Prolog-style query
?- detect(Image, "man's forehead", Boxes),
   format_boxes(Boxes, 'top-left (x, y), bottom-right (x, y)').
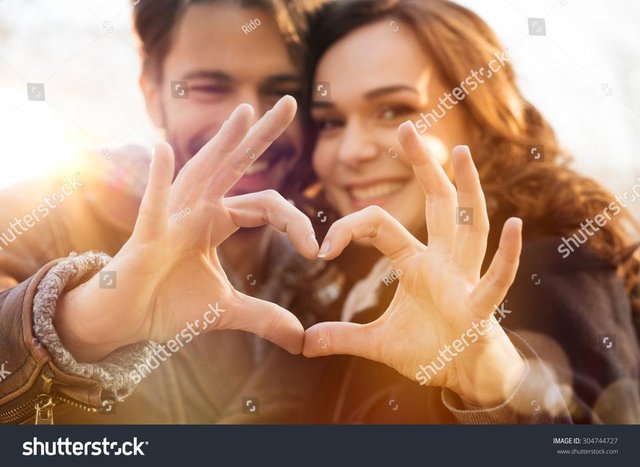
top-left (164, 2), bottom-right (298, 81)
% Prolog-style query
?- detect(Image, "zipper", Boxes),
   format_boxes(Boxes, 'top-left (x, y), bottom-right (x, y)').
top-left (0, 365), bottom-right (111, 424)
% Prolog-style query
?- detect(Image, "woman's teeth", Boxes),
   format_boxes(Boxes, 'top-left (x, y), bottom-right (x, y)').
top-left (244, 160), bottom-right (269, 176)
top-left (350, 181), bottom-right (405, 201)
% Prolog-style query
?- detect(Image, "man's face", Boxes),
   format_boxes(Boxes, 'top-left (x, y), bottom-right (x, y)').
top-left (142, 3), bottom-right (302, 197)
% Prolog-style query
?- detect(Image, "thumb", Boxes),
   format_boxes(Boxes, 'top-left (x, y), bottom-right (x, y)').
top-left (303, 321), bottom-right (379, 359)
top-left (226, 292), bottom-right (304, 355)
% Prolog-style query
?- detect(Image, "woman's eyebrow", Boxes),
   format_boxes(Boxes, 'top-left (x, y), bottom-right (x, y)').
top-left (311, 84), bottom-right (419, 109)
top-left (363, 85), bottom-right (418, 100)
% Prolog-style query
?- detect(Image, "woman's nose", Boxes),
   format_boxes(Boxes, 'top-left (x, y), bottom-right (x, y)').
top-left (337, 119), bottom-right (379, 167)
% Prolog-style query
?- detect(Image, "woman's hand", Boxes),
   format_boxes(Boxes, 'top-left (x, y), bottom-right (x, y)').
top-left (57, 96), bottom-right (319, 362)
top-left (303, 121), bottom-right (525, 407)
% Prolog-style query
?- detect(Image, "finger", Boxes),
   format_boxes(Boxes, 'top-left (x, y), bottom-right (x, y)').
top-left (173, 103), bottom-right (255, 204)
top-left (398, 121), bottom-right (457, 253)
top-left (303, 321), bottom-right (379, 359)
top-left (318, 205), bottom-right (425, 266)
top-left (471, 217), bottom-right (523, 318)
top-left (204, 95), bottom-right (297, 198)
top-left (226, 292), bottom-right (304, 355)
top-left (132, 142), bottom-right (175, 242)
top-left (451, 145), bottom-right (490, 279)
top-left (223, 190), bottom-right (319, 259)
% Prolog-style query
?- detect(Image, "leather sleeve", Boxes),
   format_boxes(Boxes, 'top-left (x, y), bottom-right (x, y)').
top-left (0, 260), bottom-right (107, 423)
top-left (0, 149), bottom-right (148, 424)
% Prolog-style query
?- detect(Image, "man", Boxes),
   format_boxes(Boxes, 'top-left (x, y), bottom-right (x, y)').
top-left (0, 0), bottom-right (317, 424)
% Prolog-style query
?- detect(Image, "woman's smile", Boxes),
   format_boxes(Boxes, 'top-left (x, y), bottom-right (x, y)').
top-left (342, 177), bottom-right (411, 210)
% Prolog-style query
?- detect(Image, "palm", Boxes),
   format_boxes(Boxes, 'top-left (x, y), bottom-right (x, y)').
top-left (115, 234), bottom-right (233, 344)
top-left (379, 254), bottom-right (465, 377)
top-left (304, 122), bottom-right (525, 405)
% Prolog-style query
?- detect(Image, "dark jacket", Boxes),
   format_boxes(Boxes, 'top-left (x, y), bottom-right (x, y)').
top-left (272, 237), bottom-right (640, 423)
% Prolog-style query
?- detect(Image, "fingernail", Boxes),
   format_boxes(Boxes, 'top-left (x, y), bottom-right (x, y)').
top-left (306, 232), bottom-right (319, 253)
top-left (400, 120), bottom-right (416, 134)
top-left (318, 240), bottom-right (331, 258)
top-left (453, 144), bottom-right (470, 155)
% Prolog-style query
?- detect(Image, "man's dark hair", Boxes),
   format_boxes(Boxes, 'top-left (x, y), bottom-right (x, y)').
top-left (132, 0), bottom-right (311, 81)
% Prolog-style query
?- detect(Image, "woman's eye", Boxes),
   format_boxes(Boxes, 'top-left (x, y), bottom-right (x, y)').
top-left (315, 118), bottom-right (344, 132)
top-left (379, 105), bottom-right (414, 121)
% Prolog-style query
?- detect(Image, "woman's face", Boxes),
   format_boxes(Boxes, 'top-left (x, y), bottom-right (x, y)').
top-left (311, 19), bottom-right (473, 234)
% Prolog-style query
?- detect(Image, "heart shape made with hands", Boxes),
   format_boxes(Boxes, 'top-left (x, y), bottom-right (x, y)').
top-left (64, 97), bottom-right (524, 404)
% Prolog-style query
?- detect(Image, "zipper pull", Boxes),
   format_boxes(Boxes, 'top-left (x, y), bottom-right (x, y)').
top-left (35, 395), bottom-right (55, 425)
top-left (35, 366), bottom-right (55, 425)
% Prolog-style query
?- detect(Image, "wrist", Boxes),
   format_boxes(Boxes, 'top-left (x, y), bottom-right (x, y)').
top-left (453, 339), bottom-right (527, 407)
top-left (55, 282), bottom-right (129, 362)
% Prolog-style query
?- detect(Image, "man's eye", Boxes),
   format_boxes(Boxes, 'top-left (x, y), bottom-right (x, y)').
top-left (189, 85), bottom-right (231, 95)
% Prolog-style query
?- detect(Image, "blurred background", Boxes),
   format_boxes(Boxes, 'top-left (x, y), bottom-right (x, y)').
top-left (0, 0), bottom-right (639, 214)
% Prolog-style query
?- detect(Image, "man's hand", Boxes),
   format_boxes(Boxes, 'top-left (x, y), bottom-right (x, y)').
top-left (56, 96), bottom-right (318, 362)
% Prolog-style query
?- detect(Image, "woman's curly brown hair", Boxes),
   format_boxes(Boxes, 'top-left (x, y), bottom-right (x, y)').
top-left (287, 0), bottom-right (640, 320)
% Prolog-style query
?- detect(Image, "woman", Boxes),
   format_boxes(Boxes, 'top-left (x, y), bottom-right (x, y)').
top-left (269, 0), bottom-right (640, 423)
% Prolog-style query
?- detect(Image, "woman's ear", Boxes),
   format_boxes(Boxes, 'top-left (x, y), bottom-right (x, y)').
top-left (139, 71), bottom-right (164, 128)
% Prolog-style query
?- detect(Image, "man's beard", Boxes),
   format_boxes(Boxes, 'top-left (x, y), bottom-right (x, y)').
top-left (165, 128), bottom-right (298, 195)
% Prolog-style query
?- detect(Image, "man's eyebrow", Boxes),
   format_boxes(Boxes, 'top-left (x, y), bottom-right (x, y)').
top-left (181, 70), bottom-right (235, 82)
top-left (363, 85), bottom-right (419, 99)
top-left (179, 71), bottom-right (300, 88)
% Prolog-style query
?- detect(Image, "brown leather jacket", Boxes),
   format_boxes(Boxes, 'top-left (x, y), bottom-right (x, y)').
top-left (0, 147), bottom-right (310, 424)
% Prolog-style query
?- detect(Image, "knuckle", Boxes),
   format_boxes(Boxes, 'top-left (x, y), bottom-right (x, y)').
top-left (363, 205), bottom-right (386, 218)
top-left (364, 204), bottom-right (386, 216)
top-left (262, 189), bottom-right (283, 204)
top-left (436, 185), bottom-right (456, 200)
top-left (330, 216), bottom-right (348, 231)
